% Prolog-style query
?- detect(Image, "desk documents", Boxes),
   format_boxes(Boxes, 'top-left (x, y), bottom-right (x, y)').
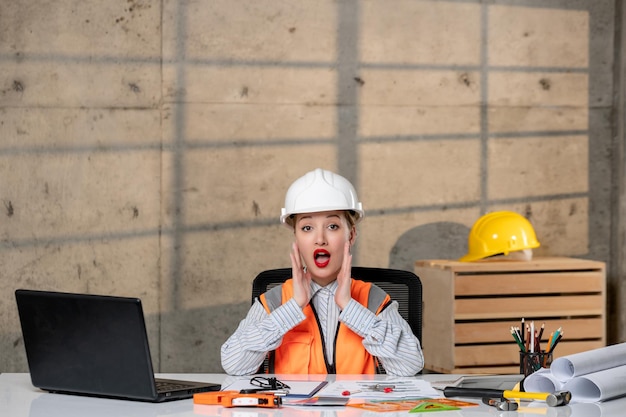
top-left (318, 378), bottom-right (440, 399)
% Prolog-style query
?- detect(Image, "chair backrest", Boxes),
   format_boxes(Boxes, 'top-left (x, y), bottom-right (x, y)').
top-left (251, 267), bottom-right (422, 344)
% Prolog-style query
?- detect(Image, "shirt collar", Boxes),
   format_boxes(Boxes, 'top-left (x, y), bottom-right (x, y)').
top-left (311, 280), bottom-right (338, 295)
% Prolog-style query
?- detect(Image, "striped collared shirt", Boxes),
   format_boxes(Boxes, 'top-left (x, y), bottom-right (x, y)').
top-left (221, 279), bottom-right (424, 376)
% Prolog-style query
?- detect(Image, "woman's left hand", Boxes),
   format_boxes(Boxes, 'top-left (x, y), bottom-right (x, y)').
top-left (291, 242), bottom-right (312, 308)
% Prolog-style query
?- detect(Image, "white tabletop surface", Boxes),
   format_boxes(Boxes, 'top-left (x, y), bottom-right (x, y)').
top-left (2, 373), bottom-right (626, 417)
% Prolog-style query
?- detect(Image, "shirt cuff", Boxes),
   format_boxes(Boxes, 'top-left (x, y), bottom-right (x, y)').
top-left (339, 298), bottom-right (377, 336)
top-left (270, 298), bottom-right (306, 332)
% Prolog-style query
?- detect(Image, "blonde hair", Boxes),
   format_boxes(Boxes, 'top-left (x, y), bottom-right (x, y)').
top-left (344, 210), bottom-right (359, 228)
top-left (288, 210), bottom-right (359, 230)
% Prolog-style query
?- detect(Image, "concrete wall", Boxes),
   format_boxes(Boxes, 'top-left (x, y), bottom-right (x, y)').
top-left (0, 0), bottom-right (621, 373)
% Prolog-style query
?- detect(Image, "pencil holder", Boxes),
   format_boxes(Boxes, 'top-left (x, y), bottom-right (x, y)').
top-left (519, 351), bottom-right (553, 377)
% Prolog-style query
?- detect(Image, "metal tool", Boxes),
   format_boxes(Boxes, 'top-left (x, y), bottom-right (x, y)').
top-left (482, 397), bottom-right (519, 411)
top-left (239, 388), bottom-right (289, 396)
top-left (444, 387), bottom-right (571, 407)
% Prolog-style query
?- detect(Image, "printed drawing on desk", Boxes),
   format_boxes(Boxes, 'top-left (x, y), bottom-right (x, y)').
top-left (348, 398), bottom-right (479, 412)
top-left (321, 379), bottom-right (439, 399)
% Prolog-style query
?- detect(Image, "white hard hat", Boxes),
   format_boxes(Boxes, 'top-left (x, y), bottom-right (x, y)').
top-left (280, 168), bottom-right (364, 227)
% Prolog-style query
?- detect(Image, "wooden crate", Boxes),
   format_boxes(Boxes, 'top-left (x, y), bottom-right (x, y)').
top-left (415, 257), bottom-right (606, 374)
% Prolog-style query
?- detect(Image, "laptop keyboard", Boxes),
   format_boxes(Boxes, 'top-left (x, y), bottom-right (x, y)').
top-left (156, 380), bottom-right (195, 392)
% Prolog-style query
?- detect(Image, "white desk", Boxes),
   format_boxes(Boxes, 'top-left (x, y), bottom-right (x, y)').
top-left (2, 373), bottom-right (626, 417)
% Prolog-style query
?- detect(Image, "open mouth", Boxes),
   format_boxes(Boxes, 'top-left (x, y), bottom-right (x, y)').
top-left (314, 249), bottom-right (330, 268)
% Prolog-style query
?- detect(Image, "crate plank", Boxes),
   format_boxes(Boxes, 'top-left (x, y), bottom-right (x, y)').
top-left (455, 295), bottom-right (604, 320)
top-left (454, 272), bottom-right (604, 296)
top-left (450, 365), bottom-right (521, 374)
top-left (416, 257), bottom-right (605, 273)
top-left (455, 317), bottom-right (604, 344)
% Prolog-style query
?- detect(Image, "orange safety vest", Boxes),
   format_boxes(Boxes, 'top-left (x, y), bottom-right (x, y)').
top-left (259, 279), bottom-right (391, 374)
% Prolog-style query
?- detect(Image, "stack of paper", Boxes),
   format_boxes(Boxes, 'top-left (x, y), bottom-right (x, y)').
top-left (317, 378), bottom-right (440, 400)
top-left (524, 342), bottom-right (626, 402)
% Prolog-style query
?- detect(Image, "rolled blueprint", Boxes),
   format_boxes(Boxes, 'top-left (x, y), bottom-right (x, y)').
top-left (550, 343), bottom-right (626, 382)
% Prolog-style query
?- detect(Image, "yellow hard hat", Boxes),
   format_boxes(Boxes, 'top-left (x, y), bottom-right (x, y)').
top-left (459, 211), bottom-right (540, 262)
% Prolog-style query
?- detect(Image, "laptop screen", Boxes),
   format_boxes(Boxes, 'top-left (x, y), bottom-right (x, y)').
top-left (16, 289), bottom-right (161, 400)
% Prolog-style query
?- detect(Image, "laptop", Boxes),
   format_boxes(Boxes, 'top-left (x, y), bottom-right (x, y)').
top-left (457, 374), bottom-right (524, 390)
top-left (430, 374), bottom-right (524, 391)
top-left (15, 289), bottom-right (221, 402)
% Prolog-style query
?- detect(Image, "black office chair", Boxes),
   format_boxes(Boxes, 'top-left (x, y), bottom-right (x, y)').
top-left (251, 266), bottom-right (422, 373)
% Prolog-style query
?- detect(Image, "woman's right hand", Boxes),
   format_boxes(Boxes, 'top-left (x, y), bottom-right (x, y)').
top-left (290, 242), bottom-right (312, 308)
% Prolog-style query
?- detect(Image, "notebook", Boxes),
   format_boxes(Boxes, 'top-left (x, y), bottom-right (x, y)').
top-left (15, 289), bottom-right (221, 402)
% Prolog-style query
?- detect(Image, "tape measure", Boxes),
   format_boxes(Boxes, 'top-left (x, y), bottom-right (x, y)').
top-left (194, 390), bottom-right (282, 408)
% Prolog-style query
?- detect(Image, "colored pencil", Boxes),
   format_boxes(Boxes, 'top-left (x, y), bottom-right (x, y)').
top-left (511, 327), bottom-right (526, 352)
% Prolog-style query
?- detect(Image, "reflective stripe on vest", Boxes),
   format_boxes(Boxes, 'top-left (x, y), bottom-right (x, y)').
top-left (259, 279), bottom-right (391, 374)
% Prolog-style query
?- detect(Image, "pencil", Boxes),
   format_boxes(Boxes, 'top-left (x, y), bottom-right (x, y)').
top-left (537, 323), bottom-right (545, 343)
top-left (551, 327), bottom-right (562, 351)
top-left (534, 329), bottom-right (540, 353)
top-left (511, 328), bottom-right (526, 352)
top-left (545, 332), bottom-right (554, 353)
top-left (512, 326), bottom-right (519, 340)
top-left (551, 332), bottom-right (564, 352)
top-left (515, 326), bottom-right (523, 346)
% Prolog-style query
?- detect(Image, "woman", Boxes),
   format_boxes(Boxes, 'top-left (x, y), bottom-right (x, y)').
top-left (221, 168), bottom-right (423, 376)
